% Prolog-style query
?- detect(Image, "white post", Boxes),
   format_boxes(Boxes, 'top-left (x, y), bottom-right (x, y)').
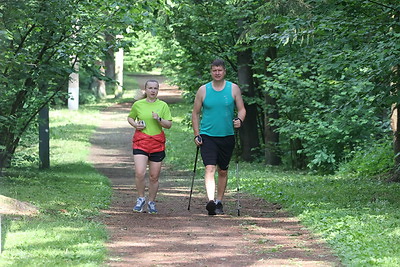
top-left (68, 59), bottom-right (79, 110)
top-left (114, 35), bottom-right (124, 98)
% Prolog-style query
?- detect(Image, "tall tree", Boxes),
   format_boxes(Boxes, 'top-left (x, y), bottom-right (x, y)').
top-left (251, 0), bottom-right (399, 172)
top-left (157, 0), bottom-right (264, 161)
top-left (157, 0), bottom-right (399, 174)
top-left (0, 0), bottom-right (157, 174)
top-left (237, 46), bottom-right (260, 161)
top-left (389, 5), bottom-right (400, 181)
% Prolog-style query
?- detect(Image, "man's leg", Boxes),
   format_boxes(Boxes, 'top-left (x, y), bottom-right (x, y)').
top-left (216, 168), bottom-right (228, 201)
top-left (205, 165), bottom-right (218, 215)
top-left (204, 165), bottom-right (217, 201)
top-left (214, 168), bottom-right (228, 215)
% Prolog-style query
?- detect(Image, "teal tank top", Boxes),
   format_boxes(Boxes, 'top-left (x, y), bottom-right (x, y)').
top-left (200, 81), bottom-right (235, 137)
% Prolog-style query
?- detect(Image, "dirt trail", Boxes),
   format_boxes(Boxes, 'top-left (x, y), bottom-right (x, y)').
top-left (89, 76), bottom-right (341, 266)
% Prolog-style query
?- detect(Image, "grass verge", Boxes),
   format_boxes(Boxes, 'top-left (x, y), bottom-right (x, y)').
top-left (238, 165), bottom-right (400, 266)
top-left (0, 104), bottom-right (116, 266)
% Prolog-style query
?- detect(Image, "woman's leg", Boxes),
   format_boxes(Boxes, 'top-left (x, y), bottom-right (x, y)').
top-left (148, 160), bottom-right (162, 202)
top-left (134, 154), bottom-right (148, 197)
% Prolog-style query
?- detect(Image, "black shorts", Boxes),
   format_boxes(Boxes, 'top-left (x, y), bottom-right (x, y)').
top-left (133, 149), bottom-right (165, 162)
top-left (200, 134), bottom-right (235, 170)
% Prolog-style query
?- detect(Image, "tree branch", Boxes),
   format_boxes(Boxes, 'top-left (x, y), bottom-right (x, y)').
top-left (366, 0), bottom-right (398, 11)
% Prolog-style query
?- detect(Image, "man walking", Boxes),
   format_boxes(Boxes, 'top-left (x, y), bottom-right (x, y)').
top-left (192, 59), bottom-right (246, 215)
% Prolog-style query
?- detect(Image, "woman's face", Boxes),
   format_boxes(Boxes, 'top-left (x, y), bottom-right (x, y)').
top-left (145, 82), bottom-right (159, 100)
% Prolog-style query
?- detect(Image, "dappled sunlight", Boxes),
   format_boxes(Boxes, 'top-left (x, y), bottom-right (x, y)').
top-left (2, 219), bottom-right (107, 266)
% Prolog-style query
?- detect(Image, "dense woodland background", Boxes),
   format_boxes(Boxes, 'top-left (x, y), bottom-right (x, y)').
top-left (1, 0), bottom-right (399, 177)
top-left (1, 2), bottom-right (400, 265)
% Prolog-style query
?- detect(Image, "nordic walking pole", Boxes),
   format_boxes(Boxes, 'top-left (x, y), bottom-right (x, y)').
top-left (234, 126), bottom-right (241, 216)
top-left (235, 155), bottom-right (241, 216)
top-left (188, 145), bottom-right (200, 210)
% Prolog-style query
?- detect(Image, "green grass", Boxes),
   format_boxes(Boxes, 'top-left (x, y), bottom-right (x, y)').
top-left (123, 72), bottom-right (140, 91)
top-left (236, 164), bottom-right (400, 266)
top-left (0, 105), bottom-right (114, 266)
top-left (2, 94), bottom-right (400, 266)
top-left (165, 102), bottom-right (199, 169)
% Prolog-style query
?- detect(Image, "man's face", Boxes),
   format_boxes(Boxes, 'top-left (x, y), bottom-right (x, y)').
top-left (211, 65), bottom-right (226, 81)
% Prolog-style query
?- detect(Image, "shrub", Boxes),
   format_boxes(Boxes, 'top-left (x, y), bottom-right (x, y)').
top-left (338, 139), bottom-right (393, 177)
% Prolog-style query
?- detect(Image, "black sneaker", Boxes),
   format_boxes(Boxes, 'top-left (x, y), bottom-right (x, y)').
top-left (215, 202), bottom-right (224, 215)
top-left (206, 200), bottom-right (216, 215)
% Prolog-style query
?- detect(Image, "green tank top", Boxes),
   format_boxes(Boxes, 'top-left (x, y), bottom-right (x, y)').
top-left (200, 81), bottom-right (235, 137)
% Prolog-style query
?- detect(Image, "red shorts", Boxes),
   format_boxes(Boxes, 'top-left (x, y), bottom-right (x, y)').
top-left (132, 131), bottom-right (166, 154)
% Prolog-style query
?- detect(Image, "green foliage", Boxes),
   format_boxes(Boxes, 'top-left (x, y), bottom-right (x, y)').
top-left (155, 0), bottom-right (400, 173)
top-left (0, 0), bottom-right (156, 170)
top-left (249, 0), bottom-right (399, 172)
top-left (257, 53), bottom-right (389, 172)
top-left (165, 102), bottom-right (198, 170)
top-left (155, 0), bottom-right (245, 98)
top-left (339, 139), bottom-right (394, 177)
top-left (2, 0), bottom-right (399, 175)
top-left (124, 31), bottom-right (164, 72)
top-left (79, 90), bottom-right (98, 105)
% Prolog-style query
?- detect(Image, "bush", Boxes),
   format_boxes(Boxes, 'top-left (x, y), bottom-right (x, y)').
top-left (79, 90), bottom-right (97, 105)
top-left (338, 139), bottom-right (393, 177)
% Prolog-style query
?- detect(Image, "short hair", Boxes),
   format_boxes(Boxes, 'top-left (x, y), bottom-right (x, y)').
top-left (210, 59), bottom-right (225, 69)
top-left (144, 79), bottom-right (159, 89)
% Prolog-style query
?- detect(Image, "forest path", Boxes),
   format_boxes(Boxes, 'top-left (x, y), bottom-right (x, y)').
top-left (88, 74), bottom-right (341, 266)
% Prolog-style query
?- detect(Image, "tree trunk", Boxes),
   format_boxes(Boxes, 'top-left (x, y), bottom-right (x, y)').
top-left (264, 47), bottom-right (281, 166)
top-left (265, 93), bottom-right (281, 165)
top-left (91, 61), bottom-right (107, 99)
top-left (290, 138), bottom-right (307, 169)
top-left (39, 106), bottom-right (50, 169)
top-left (0, 150), bottom-right (11, 177)
top-left (0, 151), bottom-right (11, 177)
top-left (237, 48), bottom-right (260, 161)
top-left (105, 33), bottom-right (115, 94)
